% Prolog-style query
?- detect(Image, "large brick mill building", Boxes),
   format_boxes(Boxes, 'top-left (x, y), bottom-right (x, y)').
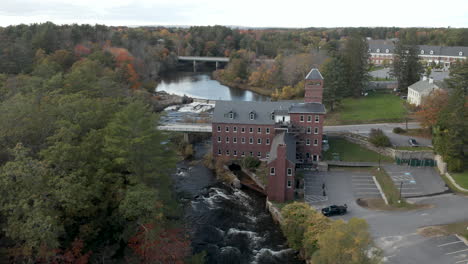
top-left (212, 68), bottom-right (326, 202)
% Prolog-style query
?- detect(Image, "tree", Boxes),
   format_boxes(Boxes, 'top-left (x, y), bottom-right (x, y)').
top-left (280, 202), bottom-right (314, 251)
top-left (369, 128), bottom-right (391, 148)
top-left (312, 218), bottom-right (382, 264)
top-left (416, 90), bottom-right (449, 128)
top-left (342, 32), bottom-right (370, 97)
top-left (302, 212), bottom-right (331, 259)
top-left (391, 41), bottom-right (424, 93)
top-left (321, 56), bottom-right (347, 111)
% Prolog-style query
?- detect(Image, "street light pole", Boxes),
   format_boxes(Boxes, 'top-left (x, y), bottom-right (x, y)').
top-left (399, 181), bottom-right (403, 202)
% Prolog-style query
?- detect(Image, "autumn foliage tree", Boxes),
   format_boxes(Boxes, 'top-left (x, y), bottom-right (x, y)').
top-left (416, 90), bottom-right (449, 128)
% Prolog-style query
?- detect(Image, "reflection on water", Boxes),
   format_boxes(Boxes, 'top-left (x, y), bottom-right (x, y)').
top-left (156, 72), bottom-right (270, 101)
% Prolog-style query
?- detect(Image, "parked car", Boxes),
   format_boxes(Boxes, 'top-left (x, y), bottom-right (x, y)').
top-left (321, 204), bottom-right (347, 216)
top-left (408, 138), bottom-right (418, 147)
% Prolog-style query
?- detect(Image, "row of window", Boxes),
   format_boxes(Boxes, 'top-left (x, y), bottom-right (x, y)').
top-left (300, 115), bottom-right (320, 123)
top-left (217, 125), bottom-right (320, 134)
top-left (218, 149), bottom-right (266, 158)
top-left (217, 126), bottom-right (271, 134)
top-left (216, 137), bottom-right (320, 146)
top-left (269, 167), bottom-right (293, 176)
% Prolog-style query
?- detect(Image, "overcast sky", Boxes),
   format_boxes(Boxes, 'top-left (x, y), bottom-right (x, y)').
top-left (1, 0), bottom-right (467, 28)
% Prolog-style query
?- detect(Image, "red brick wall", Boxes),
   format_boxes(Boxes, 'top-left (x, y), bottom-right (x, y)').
top-left (212, 123), bottom-right (275, 159)
top-left (305, 79), bottom-right (323, 103)
top-left (289, 113), bottom-right (324, 163)
top-left (266, 144), bottom-right (295, 202)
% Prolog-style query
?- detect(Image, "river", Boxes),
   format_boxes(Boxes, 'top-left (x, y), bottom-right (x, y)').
top-left (172, 142), bottom-right (303, 264)
top-left (155, 72), bottom-right (270, 101)
top-left (162, 72), bottom-right (301, 263)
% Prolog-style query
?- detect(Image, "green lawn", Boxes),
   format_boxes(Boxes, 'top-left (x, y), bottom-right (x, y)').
top-left (395, 146), bottom-right (433, 151)
top-left (452, 170), bottom-right (468, 189)
top-left (326, 93), bottom-right (407, 125)
top-left (324, 138), bottom-right (393, 163)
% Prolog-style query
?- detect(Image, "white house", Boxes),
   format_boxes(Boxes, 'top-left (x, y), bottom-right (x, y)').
top-left (407, 77), bottom-right (445, 106)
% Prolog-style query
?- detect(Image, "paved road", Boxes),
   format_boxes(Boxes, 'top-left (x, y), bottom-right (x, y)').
top-left (305, 169), bottom-right (468, 264)
top-left (324, 122), bottom-right (432, 147)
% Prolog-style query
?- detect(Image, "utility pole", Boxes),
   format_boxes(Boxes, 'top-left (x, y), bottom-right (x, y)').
top-left (399, 181), bottom-right (403, 202)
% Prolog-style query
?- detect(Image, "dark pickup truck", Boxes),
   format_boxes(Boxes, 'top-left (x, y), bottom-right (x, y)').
top-left (321, 204), bottom-right (347, 217)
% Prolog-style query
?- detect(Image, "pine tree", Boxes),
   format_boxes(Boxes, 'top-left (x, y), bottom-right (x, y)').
top-left (342, 32), bottom-right (370, 97)
top-left (391, 41), bottom-right (424, 93)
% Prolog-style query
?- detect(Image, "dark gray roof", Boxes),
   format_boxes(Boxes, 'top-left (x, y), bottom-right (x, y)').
top-left (289, 103), bottom-right (326, 114)
top-left (213, 101), bottom-right (325, 124)
top-left (267, 132), bottom-right (296, 163)
top-left (305, 68), bottom-right (323, 80)
top-left (367, 40), bottom-right (468, 57)
top-left (408, 79), bottom-right (444, 94)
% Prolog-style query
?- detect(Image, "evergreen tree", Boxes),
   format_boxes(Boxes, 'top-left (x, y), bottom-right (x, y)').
top-left (391, 41), bottom-right (424, 93)
top-left (321, 56), bottom-right (347, 111)
top-left (342, 32), bottom-right (370, 97)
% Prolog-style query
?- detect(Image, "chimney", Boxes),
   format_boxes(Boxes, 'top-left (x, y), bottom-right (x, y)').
top-left (429, 78), bottom-right (434, 84)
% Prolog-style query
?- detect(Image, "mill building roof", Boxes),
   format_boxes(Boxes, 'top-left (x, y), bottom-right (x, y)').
top-left (267, 131), bottom-right (296, 163)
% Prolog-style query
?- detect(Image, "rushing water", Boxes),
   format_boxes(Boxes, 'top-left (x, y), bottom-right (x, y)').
top-left (172, 142), bottom-right (303, 264)
top-left (155, 72), bottom-right (270, 101)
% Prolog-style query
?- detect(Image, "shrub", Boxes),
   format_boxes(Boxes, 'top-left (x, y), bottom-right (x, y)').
top-left (369, 128), bottom-right (391, 147)
top-left (393, 127), bottom-right (405, 134)
top-left (447, 157), bottom-right (463, 172)
top-left (281, 202), bottom-right (314, 251)
top-left (241, 156), bottom-right (261, 170)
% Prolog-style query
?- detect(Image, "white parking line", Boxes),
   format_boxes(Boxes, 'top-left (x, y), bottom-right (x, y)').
top-left (446, 248), bottom-right (468, 255)
top-left (455, 259), bottom-right (468, 263)
top-left (355, 187), bottom-right (379, 190)
top-left (438, 240), bottom-right (463, 247)
top-left (353, 183), bottom-right (377, 185)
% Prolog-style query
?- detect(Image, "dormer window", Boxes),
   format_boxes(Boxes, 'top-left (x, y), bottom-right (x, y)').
top-left (430, 50), bottom-right (434, 55)
top-left (421, 50), bottom-right (425, 55)
top-left (385, 49), bottom-right (389, 53)
top-left (376, 49), bottom-right (380, 53)
top-left (229, 112), bottom-right (234, 119)
top-left (460, 51), bottom-right (464, 56)
top-left (249, 112), bottom-right (255, 120)
top-left (368, 48), bottom-right (371, 52)
top-left (271, 113), bottom-right (275, 120)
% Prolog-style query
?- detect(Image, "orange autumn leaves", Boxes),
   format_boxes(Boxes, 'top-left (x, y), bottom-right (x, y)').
top-left (107, 47), bottom-right (141, 90)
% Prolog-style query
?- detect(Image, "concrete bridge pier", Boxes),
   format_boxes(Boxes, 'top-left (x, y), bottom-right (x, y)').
top-left (183, 132), bottom-right (189, 143)
top-left (193, 61), bottom-right (197, 72)
top-left (215, 61), bottom-right (219, 70)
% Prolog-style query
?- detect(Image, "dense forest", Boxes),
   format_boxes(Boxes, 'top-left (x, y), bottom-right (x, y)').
top-left (0, 22), bottom-right (467, 262)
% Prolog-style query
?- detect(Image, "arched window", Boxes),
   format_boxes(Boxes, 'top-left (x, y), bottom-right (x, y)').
top-left (460, 51), bottom-right (464, 56)
top-left (430, 50), bottom-right (434, 55)
top-left (385, 49), bottom-right (389, 53)
top-left (376, 49), bottom-right (380, 53)
top-left (421, 50), bottom-right (425, 55)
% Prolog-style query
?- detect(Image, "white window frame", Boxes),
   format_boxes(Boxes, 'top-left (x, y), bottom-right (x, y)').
top-left (229, 112), bottom-right (234, 119)
top-left (307, 115), bottom-right (312, 122)
top-left (315, 115), bottom-right (319, 123)
top-left (287, 168), bottom-right (292, 176)
top-left (225, 126), bottom-right (229, 132)
top-left (226, 137), bottom-right (229, 143)
top-left (306, 139), bottom-right (310, 145)
top-left (241, 127), bottom-right (245, 133)
top-left (314, 139), bottom-right (318, 146)
top-left (241, 137), bottom-right (245, 144)
top-left (270, 167), bottom-right (275, 175)
top-left (233, 150), bottom-right (237, 156)
top-left (314, 127), bottom-right (319, 134)
top-left (266, 138), bottom-right (270, 145)
top-left (257, 152), bottom-right (261, 158)
top-left (226, 149), bottom-right (230, 155)
top-left (249, 127), bottom-right (253, 133)
top-left (217, 126), bottom-right (221, 132)
top-left (300, 115), bottom-right (304, 122)
top-left (266, 128), bottom-right (270, 134)
top-left (233, 137), bottom-right (237, 144)
top-left (307, 127), bottom-right (311, 134)
top-left (257, 127), bottom-right (261, 134)
top-left (287, 180), bottom-right (292, 188)
top-left (249, 137), bottom-right (253, 144)
top-left (233, 126), bottom-right (237, 133)
top-left (257, 138), bottom-right (262, 144)
top-left (249, 113), bottom-right (255, 120)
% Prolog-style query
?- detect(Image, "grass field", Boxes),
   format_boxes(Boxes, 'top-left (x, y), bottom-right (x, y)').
top-left (395, 146), bottom-right (433, 151)
top-left (325, 93), bottom-right (407, 125)
top-left (452, 170), bottom-right (468, 189)
top-left (323, 138), bottom-right (393, 162)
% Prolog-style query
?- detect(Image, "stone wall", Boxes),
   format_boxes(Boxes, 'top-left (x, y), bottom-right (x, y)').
top-left (327, 132), bottom-right (435, 160)
top-left (435, 154), bottom-right (447, 174)
top-left (265, 200), bottom-right (284, 224)
top-left (241, 168), bottom-right (266, 190)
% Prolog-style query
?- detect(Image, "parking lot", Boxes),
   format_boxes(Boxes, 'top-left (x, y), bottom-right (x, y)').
top-left (384, 164), bottom-right (448, 197)
top-left (384, 234), bottom-right (468, 264)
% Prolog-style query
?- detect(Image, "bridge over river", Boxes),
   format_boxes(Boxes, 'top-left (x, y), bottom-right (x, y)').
top-left (177, 56), bottom-right (274, 71)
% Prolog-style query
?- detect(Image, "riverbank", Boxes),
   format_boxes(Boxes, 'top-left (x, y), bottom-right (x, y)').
top-left (212, 71), bottom-right (273, 97)
top-left (150, 90), bottom-right (192, 112)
